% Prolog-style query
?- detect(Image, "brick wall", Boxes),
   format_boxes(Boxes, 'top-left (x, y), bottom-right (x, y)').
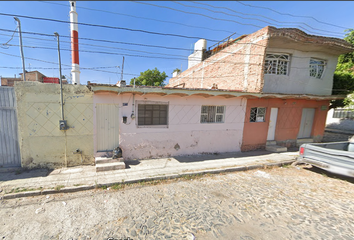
top-left (167, 26), bottom-right (270, 92)
top-left (1, 78), bottom-right (22, 87)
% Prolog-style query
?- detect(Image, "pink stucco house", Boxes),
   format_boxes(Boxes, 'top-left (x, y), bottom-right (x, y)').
top-left (89, 26), bottom-right (353, 160)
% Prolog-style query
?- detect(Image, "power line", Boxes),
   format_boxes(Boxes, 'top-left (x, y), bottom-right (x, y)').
top-left (0, 12), bottom-right (219, 42)
top-left (40, 1), bottom-right (234, 35)
top-left (0, 32), bottom-right (193, 58)
top-left (2, 30), bottom-right (349, 62)
top-left (0, 26), bottom-right (18, 49)
top-left (188, 1), bottom-right (345, 36)
top-left (1, 50), bottom-right (343, 81)
top-left (0, 66), bottom-right (140, 76)
top-left (134, 1), bottom-right (345, 38)
top-left (134, 1), bottom-right (262, 30)
top-left (5, 43), bottom-right (269, 64)
top-left (0, 51), bottom-right (136, 76)
top-left (0, 28), bottom-right (193, 52)
top-left (4, 41), bottom-right (344, 66)
top-left (0, 65), bottom-right (266, 79)
top-left (236, 1), bottom-right (349, 30)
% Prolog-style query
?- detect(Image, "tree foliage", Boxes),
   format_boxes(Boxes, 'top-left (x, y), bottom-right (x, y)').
top-left (331, 29), bottom-right (354, 108)
top-left (130, 68), bottom-right (168, 87)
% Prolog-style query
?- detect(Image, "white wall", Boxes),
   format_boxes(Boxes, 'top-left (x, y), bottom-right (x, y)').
top-left (94, 93), bottom-right (246, 160)
top-left (326, 108), bottom-right (354, 131)
top-left (262, 47), bottom-right (338, 95)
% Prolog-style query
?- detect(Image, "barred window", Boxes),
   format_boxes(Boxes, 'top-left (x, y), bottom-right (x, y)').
top-left (310, 58), bottom-right (326, 79)
top-left (201, 105), bottom-right (225, 123)
top-left (264, 54), bottom-right (290, 75)
top-left (250, 107), bottom-right (266, 122)
top-left (138, 104), bottom-right (168, 126)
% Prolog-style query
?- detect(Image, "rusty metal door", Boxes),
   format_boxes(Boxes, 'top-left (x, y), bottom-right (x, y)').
top-left (96, 104), bottom-right (119, 152)
top-left (0, 87), bottom-right (21, 167)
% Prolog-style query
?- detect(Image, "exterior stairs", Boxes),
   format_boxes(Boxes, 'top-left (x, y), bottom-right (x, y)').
top-left (95, 157), bottom-right (125, 172)
top-left (265, 140), bottom-right (288, 153)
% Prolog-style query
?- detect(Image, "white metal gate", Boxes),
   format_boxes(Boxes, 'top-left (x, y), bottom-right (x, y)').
top-left (96, 104), bottom-right (120, 152)
top-left (0, 87), bottom-right (21, 167)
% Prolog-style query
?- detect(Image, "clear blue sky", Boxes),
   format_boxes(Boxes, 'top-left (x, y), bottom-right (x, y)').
top-left (0, 1), bottom-right (353, 85)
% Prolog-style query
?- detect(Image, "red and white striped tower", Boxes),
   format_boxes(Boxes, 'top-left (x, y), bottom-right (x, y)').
top-left (69, 1), bottom-right (80, 85)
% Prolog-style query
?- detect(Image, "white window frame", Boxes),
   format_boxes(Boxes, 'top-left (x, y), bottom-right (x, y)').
top-left (200, 105), bottom-right (225, 123)
top-left (136, 101), bottom-right (169, 128)
top-left (309, 58), bottom-right (326, 79)
top-left (250, 107), bottom-right (266, 122)
top-left (264, 53), bottom-right (290, 75)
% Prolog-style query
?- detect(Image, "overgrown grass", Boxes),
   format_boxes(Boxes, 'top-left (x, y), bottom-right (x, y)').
top-left (54, 185), bottom-right (65, 191)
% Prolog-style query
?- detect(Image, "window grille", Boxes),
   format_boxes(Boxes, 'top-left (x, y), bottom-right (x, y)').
top-left (138, 104), bottom-right (168, 126)
top-left (250, 107), bottom-right (266, 122)
top-left (264, 54), bottom-right (290, 75)
top-left (201, 105), bottom-right (225, 123)
top-left (309, 58), bottom-right (326, 79)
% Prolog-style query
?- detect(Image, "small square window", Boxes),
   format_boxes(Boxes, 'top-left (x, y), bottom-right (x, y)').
top-left (200, 105), bottom-right (225, 123)
top-left (309, 58), bottom-right (326, 79)
top-left (138, 103), bottom-right (168, 126)
top-left (250, 107), bottom-right (266, 122)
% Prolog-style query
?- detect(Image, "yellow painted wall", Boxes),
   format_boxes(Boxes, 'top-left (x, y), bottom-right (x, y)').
top-left (15, 82), bottom-right (94, 169)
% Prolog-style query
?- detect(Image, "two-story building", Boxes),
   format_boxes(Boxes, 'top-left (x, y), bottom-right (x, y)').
top-left (167, 26), bottom-right (353, 152)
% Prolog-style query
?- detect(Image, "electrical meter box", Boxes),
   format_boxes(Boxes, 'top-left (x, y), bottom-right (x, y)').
top-left (59, 120), bottom-right (67, 130)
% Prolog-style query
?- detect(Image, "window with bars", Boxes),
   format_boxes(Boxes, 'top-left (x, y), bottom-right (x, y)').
top-left (309, 58), bottom-right (326, 79)
top-left (200, 105), bottom-right (225, 123)
top-left (250, 107), bottom-right (266, 122)
top-left (264, 54), bottom-right (290, 75)
top-left (137, 103), bottom-right (168, 126)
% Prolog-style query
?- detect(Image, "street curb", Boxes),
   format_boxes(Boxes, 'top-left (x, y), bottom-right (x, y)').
top-left (1, 160), bottom-right (295, 200)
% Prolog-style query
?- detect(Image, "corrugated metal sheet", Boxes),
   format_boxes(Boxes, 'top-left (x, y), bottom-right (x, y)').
top-left (96, 104), bottom-right (119, 152)
top-left (0, 87), bottom-right (21, 167)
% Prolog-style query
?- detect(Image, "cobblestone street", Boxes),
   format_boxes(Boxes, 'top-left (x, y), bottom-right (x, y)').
top-left (1, 165), bottom-right (354, 240)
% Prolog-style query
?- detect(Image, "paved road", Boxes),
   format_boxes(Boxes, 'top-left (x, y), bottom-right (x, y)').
top-left (322, 130), bottom-right (353, 142)
top-left (1, 166), bottom-right (354, 240)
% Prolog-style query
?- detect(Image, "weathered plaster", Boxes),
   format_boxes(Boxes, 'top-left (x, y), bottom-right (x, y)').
top-left (263, 47), bottom-right (338, 95)
top-left (15, 82), bottom-right (94, 169)
top-left (93, 92), bottom-right (247, 160)
top-left (242, 98), bottom-right (329, 151)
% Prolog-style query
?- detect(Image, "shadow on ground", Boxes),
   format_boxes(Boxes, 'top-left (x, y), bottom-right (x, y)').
top-left (0, 168), bottom-right (52, 182)
top-left (174, 150), bottom-right (273, 163)
top-left (124, 160), bottom-right (141, 169)
top-left (305, 166), bottom-right (354, 184)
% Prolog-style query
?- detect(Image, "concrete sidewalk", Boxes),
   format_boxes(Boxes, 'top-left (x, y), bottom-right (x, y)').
top-left (0, 150), bottom-right (298, 199)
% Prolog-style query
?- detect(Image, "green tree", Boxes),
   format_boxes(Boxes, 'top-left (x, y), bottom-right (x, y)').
top-left (173, 68), bottom-right (181, 74)
top-left (130, 68), bottom-right (168, 87)
top-left (331, 29), bottom-right (354, 108)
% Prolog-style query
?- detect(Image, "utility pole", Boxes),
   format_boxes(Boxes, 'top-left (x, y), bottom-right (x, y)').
top-left (14, 17), bottom-right (26, 81)
top-left (54, 32), bottom-right (64, 121)
top-left (120, 56), bottom-right (125, 81)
